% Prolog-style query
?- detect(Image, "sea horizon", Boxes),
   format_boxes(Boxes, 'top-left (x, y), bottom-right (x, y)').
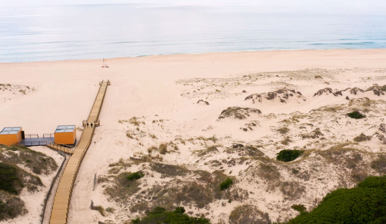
top-left (1, 3), bottom-right (386, 62)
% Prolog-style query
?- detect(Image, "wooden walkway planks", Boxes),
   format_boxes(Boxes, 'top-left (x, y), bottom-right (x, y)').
top-left (49, 81), bottom-right (110, 224)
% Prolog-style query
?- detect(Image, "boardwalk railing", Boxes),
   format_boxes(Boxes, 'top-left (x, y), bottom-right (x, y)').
top-left (49, 80), bottom-right (110, 224)
top-left (21, 133), bottom-right (55, 147)
top-left (47, 144), bottom-right (74, 155)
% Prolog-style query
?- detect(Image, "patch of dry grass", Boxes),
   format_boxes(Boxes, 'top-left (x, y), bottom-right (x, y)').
top-left (353, 133), bottom-right (372, 142)
top-left (277, 126), bottom-right (290, 135)
top-left (104, 172), bottom-right (142, 204)
top-left (371, 155), bottom-right (386, 174)
top-left (229, 205), bottom-right (271, 224)
top-left (125, 168), bottom-right (247, 214)
top-left (150, 163), bottom-right (189, 177)
top-left (0, 145), bottom-right (57, 175)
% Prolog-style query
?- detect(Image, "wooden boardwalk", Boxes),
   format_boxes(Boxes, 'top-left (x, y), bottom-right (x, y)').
top-left (47, 144), bottom-right (74, 155)
top-left (49, 81), bottom-right (110, 224)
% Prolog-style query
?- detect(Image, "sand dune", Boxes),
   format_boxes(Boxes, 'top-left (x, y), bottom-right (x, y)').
top-left (0, 49), bottom-right (385, 223)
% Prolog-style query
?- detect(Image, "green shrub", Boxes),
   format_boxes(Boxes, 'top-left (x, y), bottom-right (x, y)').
top-left (347, 111), bottom-right (366, 119)
top-left (287, 175), bottom-right (386, 224)
top-left (127, 171), bottom-right (144, 181)
top-left (276, 150), bottom-right (304, 162)
top-left (220, 178), bottom-right (233, 191)
top-left (291, 204), bottom-right (306, 214)
top-left (131, 207), bottom-right (210, 224)
top-left (0, 163), bottom-right (24, 195)
top-left (174, 207), bottom-right (185, 214)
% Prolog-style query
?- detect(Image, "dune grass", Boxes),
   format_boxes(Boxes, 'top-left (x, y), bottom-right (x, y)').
top-left (131, 207), bottom-right (210, 224)
top-left (0, 163), bottom-right (23, 195)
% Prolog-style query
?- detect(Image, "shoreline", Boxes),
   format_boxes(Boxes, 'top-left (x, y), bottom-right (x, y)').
top-left (1, 48), bottom-right (386, 64)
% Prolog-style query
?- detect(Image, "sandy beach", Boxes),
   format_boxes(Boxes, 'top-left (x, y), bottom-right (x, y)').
top-left (1, 49), bottom-right (386, 223)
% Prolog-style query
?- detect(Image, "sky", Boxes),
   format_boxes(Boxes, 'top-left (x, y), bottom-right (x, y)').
top-left (1, 0), bottom-right (386, 15)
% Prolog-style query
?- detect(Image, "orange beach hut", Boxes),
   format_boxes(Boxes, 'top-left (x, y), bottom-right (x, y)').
top-left (54, 125), bottom-right (76, 145)
top-left (0, 127), bottom-right (23, 146)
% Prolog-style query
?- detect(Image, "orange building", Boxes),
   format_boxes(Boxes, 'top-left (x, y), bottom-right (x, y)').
top-left (54, 125), bottom-right (76, 145)
top-left (0, 127), bottom-right (23, 146)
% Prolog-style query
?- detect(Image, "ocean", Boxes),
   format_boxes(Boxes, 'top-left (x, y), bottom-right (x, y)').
top-left (0, 4), bottom-right (386, 62)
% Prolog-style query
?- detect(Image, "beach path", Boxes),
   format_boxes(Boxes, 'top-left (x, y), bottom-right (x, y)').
top-left (49, 80), bottom-right (110, 224)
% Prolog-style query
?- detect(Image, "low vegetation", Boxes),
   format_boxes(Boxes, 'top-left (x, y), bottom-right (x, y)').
top-left (148, 142), bottom-right (179, 155)
top-left (277, 127), bottom-right (290, 135)
top-left (313, 87), bottom-right (342, 97)
top-left (220, 178), bottom-right (233, 191)
top-left (291, 204), bottom-right (306, 214)
top-left (127, 171), bottom-right (144, 181)
top-left (0, 163), bottom-right (24, 195)
top-left (129, 117), bottom-right (145, 126)
top-left (131, 207), bottom-right (210, 224)
top-left (276, 150), bottom-right (304, 162)
top-left (0, 145), bottom-right (56, 221)
top-left (367, 84), bottom-right (386, 96)
top-left (150, 163), bottom-right (189, 177)
top-left (245, 88), bottom-right (304, 104)
top-left (353, 133), bottom-right (372, 142)
top-left (280, 137), bottom-right (292, 145)
top-left (0, 161), bottom-right (42, 194)
top-left (90, 201), bottom-right (106, 216)
top-left (257, 163), bottom-right (281, 182)
top-left (371, 155), bottom-right (386, 173)
top-left (280, 181), bottom-right (305, 200)
top-left (347, 111), bottom-right (366, 119)
top-left (0, 83), bottom-right (34, 97)
top-left (104, 172), bottom-right (143, 203)
top-left (287, 175), bottom-right (386, 224)
top-left (313, 84), bottom-right (386, 97)
top-left (0, 145), bottom-right (57, 175)
top-left (197, 99), bottom-right (210, 105)
top-left (218, 107), bottom-right (261, 120)
top-left (228, 144), bottom-right (264, 158)
top-left (301, 128), bottom-right (323, 139)
top-left (0, 193), bottom-right (26, 221)
top-left (195, 145), bottom-right (219, 157)
top-left (127, 169), bottom-right (247, 213)
top-left (159, 143), bottom-right (168, 154)
top-left (229, 205), bottom-right (271, 224)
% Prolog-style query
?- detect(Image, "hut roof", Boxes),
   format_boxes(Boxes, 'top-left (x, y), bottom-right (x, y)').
top-left (0, 127), bottom-right (22, 135)
top-left (55, 125), bottom-right (76, 133)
